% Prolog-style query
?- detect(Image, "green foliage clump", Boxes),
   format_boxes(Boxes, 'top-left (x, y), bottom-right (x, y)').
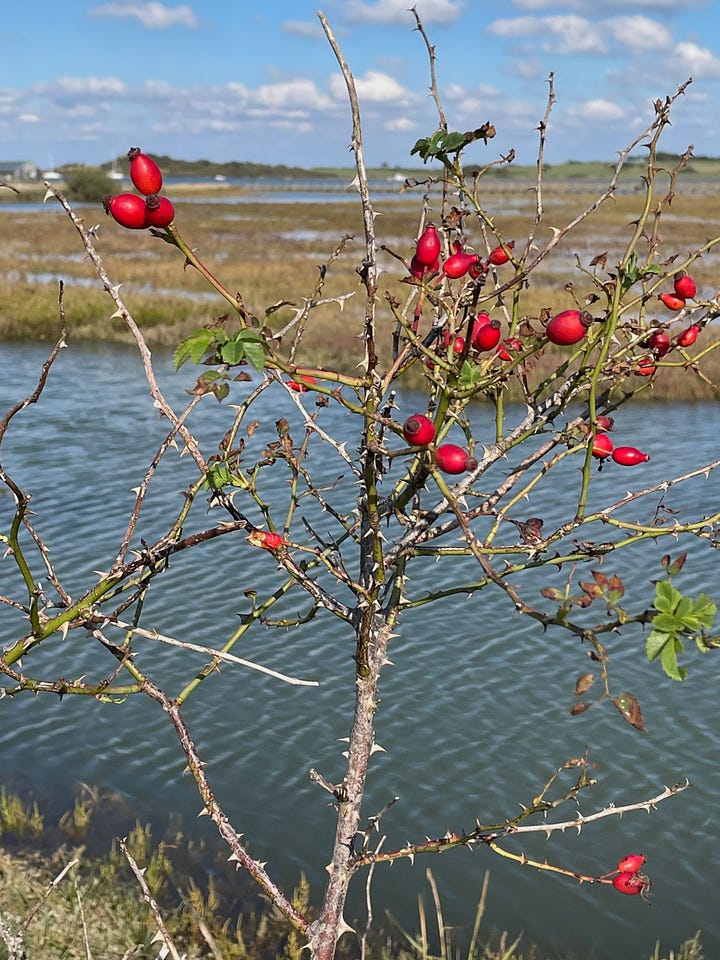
top-left (64, 166), bottom-right (114, 202)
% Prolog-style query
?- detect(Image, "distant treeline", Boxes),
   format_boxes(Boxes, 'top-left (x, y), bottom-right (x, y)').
top-left (103, 156), bottom-right (331, 179)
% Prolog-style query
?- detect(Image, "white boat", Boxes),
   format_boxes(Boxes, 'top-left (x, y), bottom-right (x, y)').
top-left (107, 158), bottom-right (124, 180)
top-left (213, 174), bottom-right (227, 182)
top-left (43, 169), bottom-right (63, 181)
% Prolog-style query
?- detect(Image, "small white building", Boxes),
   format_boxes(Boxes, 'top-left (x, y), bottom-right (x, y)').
top-left (0, 160), bottom-right (43, 182)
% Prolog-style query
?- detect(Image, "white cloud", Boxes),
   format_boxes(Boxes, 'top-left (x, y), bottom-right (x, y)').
top-left (674, 41), bottom-right (720, 78)
top-left (343, 0), bottom-right (463, 25)
top-left (488, 15), bottom-right (606, 54)
top-left (48, 77), bottom-right (128, 97)
top-left (19, 113), bottom-right (40, 123)
top-left (384, 116), bottom-right (416, 131)
top-left (445, 83), bottom-right (499, 101)
top-left (252, 79), bottom-right (335, 114)
top-left (513, 0), bottom-right (682, 8)
top-left (580, 98), bottom-right (625, 121)
top-left (605, 16), bottom-right (672, 51)
top-left (330, 70), bottom-right (411, 105)
top-left (90, 2), bottom-right (198, 29)
top-left (282, 19), bottom-right (323, 39)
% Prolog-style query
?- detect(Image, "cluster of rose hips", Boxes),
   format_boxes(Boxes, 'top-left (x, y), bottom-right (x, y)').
top-left (608, 853), bottom-right (649, 899)
top-left (659, 271), bottom-right (697, 313)
top-left (410, 223), bottom-right (513, 284)
top-left (402, 413), bottom-right (476, 475)
top-left (588, 416), bottom-right (649, 467)
top-left (103, 148), bottom-right (175, 230)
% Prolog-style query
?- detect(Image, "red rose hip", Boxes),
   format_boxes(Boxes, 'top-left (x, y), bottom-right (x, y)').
top-left (612, 446), bottom-right (650, 466)
top-left (617, 854), bottom-right (646, 874)
top-left (415, 224), bottom-right (441, 268)
top-left (673, 272), bottom-right (696, 300)
top-left (591, 433), bottom-right (613, 459)
top-left (102, 192), bottom-right (148, 229)
top-left (612, 871), bottom-right (646, 896)
top-left (659, 292), bottom-right (685, 311)
top-left (676, 324), bottom-right (700, 347)
top-left (402, 414), bottom-right (436, 446)
top-left (435, 444), bottom-right (477, 474)
top-left (128, 147), bottom-right (163, 195)
top-left (488, 241), bottom-right (514, 265)
top-left (144, 194), bottom-right (175, 227)
top-left (546, 309), bottom-right (592, 346)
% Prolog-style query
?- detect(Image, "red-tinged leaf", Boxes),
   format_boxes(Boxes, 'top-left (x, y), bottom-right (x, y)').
top-left (613, 692), bottom-right (647, 733)
top-left (570, 702), bottom-right (591, 716)
top-left (607, 574), bottom-right (625, 598)
top-left (541, 587), bottom-right (565, 601)
top-left (661, 554), bottom-right (670, 570)
top-left (668, 552), bottom-right (688, 577)
top-left (591, 570), bottom-right (609, 588)
top-left (579, 580), bottom-right (603, 598)
top-left (590, 252), bottom-right (608, 268)
top-left (574, 673), bottom-right (595, 696)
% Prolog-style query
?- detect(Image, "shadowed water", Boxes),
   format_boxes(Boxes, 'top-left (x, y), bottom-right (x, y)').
top-left (0, 342), bottom-right (718, 959)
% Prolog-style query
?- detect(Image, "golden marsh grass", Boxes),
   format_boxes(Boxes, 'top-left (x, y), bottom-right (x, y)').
top-left (0, 180), bottom-right (718, 399)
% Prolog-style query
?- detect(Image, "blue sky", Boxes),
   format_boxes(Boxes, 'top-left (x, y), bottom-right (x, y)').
top-left (2, 0), bottom-right (720, 170)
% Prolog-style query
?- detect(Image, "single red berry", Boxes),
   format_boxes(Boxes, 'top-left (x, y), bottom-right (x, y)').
top-left (546, 309), bottom-right (592, 346)
top-left (144, 194), bottom-right (175, 227)
top-left (102, 192), bottom-right (149, 229)
top-left (635, 357), bottom-right (657, 376)
top-left (402, 414), bottom-right (436, 446)
top-left (592, 433), bottom-right (614, 459)
top-left (442, 251), bottom-right (479, 279)
top-left (415, 224), bottom-right (441, 268)
top-left (472, 319), bottom-right (502, 352)
top-left (612, 872), bottom-right (646, 896)
top-left (127, 147), bottom-right (163, 195)
top-left (676, 324), bottom-right (700, 347)
top-left (659, 292), bottom-right (686, 311)
top-left (287, 375), bottom-right (317, 392)
top-left (673, 272), bottom-right (697, 300)
top-left (497, 337), bottom-right (523, 361)
top-left (488, 241), bottom-right (514, 265)
top-left (612, 446), bottom-right (650, 466)
top-left (645, 331), bottom-right (671, 358)
top-left (453, 335), bottom-right (466, 355)
top-left (596, 415), bottom-right (614, 432)
top-left (617, 854), bottom-right (646, 874)
top-left (435, 444), bottom-right (477, 475)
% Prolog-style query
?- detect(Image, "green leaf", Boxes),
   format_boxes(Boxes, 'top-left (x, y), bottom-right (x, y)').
top-left (173, 328), bottom-right (218, 369)
top-left (654, 580), bottom-right (680, 613)
top-left (646, 630), bottom-right (672, 662)
top-left (440, 131), bottom-right (465, 152)
top-left (219, 339), bottom-right (247, 366)
top-left (660, 637), bottom-right (687, 681)
top-left (242, 340), bottom-right (268, 371)
top-left (690, 594), bottom-right (717, 629)
top-left (651, 612), bottom-right (681, 633)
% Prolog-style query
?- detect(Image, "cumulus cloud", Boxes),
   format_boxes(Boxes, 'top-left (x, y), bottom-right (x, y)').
top-left (90, 2), bottom-right (198, 29)
top-left (605, 16), bottom-right (672, 51)
top-left (673, 41), bottom-right (720, 77)
top-left (488, 15), bottom-right (606, 54)
top-left (513, 0), bottom-right (682, 8)
top-left (47, 77), bottom-right (128, 97)
top-left (343, 0), bottom-right (463, 25)
top-left (329, 70), bottom-right (411, 105)
top-left (580, 98), bottom-right (625, 121)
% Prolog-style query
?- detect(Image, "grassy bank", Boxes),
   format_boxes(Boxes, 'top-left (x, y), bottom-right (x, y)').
top-left (0, 789), bottom-right (706, 960)
top-left (0, 183), bottom-right (718, 401)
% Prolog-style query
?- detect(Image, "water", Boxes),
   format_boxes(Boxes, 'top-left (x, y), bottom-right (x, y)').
top-left (0, 342), bottom-right (719, 959)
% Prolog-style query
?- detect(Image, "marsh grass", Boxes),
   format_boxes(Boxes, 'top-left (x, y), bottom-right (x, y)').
top-left (0, 184), bottom-right (718, 398)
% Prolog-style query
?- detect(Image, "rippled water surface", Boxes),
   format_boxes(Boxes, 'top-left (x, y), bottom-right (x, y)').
top-left (0, 343), bottom-right (718, 959)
